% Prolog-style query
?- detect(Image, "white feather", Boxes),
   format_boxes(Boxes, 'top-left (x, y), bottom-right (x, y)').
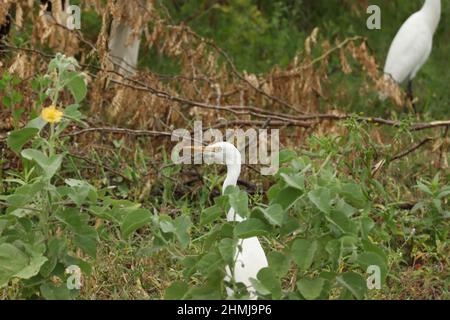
top-left (383, 0), bottom-right (441, 84)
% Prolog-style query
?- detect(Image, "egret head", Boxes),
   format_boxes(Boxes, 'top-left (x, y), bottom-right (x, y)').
top-left (195, 142), bottom-right (241, 166)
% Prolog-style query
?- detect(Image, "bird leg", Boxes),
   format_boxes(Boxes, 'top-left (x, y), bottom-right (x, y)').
top-left (406, 80), bottom-right (417, 113)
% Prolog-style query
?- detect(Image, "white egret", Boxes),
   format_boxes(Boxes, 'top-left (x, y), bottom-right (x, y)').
top-left (383, 0), bottom-right (441, 106)
top-left (108, 0), bottom-right (149, 76)
top-left (193, 142), bottom-right (268, 299)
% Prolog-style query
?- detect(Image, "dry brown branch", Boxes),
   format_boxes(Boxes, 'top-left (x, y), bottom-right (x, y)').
top-left (391, 138), bottom-right (434, 162)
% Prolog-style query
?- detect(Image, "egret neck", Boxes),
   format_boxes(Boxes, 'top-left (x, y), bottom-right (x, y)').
top-left (422, 0), bottom-right (441, 34)
top-left (223, 155), bottom-right (242, 222)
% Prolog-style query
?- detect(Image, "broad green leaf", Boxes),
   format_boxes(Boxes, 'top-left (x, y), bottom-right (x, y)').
top-left (291, 239), bottom-right (318, 271)
top-left (21, 149), bottom-right (63, 179)
top-left (267, 251), bottom-right (291, 277)
top-left (196, 252), bottom-right (223, 276)
top-left (336, 272), bottom-right (367, 300)
top-left (15, 256), bottom-right (48, 280)
top-left (6, 180), bottom-right (45, 207)
top-left (228, 190), bottom-right (249, 218)
top-left (0, 243), bottom-right (28, 287)
top-left (327, 211), bottom-right (357, 234)
top-left (280, 216), bottom-right (300, 236)
top-left (280, 173), bottom-right (305, 190)
top-left (218, 238), bottom-right (236, 265)
top-left (297, 277), bottom-right (326, 300)
top-left (361, 240), bottom-right (387, 264)
top-left (272, 187), bottom-right (302, 209)
top-left (74, 229), bottom-right (98, 258)
top-left (173, 215), bottom-right (192, 249)
top-left (66, 73), bottom-right (87, 103)
top-left (64, 104), bottom-right (82, 120)
top-left (65, 179), bottom-right (97, 207)
top-left (278, 149), bottom-right (297, 164)
top-left (249, 278), bottom-right (271, 296)
top-left (55, 209), bottom-right (90, 234)
top-left (26, 116), bottom-right (47, 130)
top-left (121, 209), bottom-right (151, 238)
top-left (308, 188), bottom-right (332, 214)
top-left (340, 183), bottom-right (367, 209)
top-left (361, 217), bottom-right (375, 238)
top-left (257, 204), bottom-right (285, 227)
top-left (200, 205), bottom-right (223, 226)
top-left (335, 199), bottom-right (357, 217)
top-left (7, 128), bottom-right (39, 154)
top-left (267, 184), bottom-right (282, 202)
top-left (256, 268), bottom-right (282, 299)
top-left (40, 283), bottom-right (73, 300)
top-left (234, 218), bottom-right (270, 239)
top-left (165, 281), bottom-right (189, 299)
top-left (357, 252), bottom-right (388, 282)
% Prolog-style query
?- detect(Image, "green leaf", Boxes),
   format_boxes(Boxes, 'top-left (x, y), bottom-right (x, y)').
top-left (327, 210), bottom-right (357, 234)
top-left (308, 188), bottom-right (332, 214)
top-left (249, 278), bottom-right (271, 296)
top-left (55, 209), bottom-right (89, 233)
top-left (297, 277), bottom-right (326, 300)
top-left (336, 272), bottom-right (367, 300)
top-left (278, 149), bottom-right (297, 164)
top-left (15, 256), bottom-right (48, 280)
top-left (234, 218), bottom-right (270, 239)
top-left (272, 187), bottom-right (302, 209)
top-left (121, 209), bottom-right (152, 238)
top-left (361, 217), bottom-right (375, 238)
top-left (267, 251), bottom-right (291, 277)
top-left (200, 205), bottom-right (223, 226)
top-left (291, 239), bottom-right (318, 271)
top-left (64, 104), bottom-right (82, 120)
top-left (361, 240), bottom-right (387, 264)
top-left (40, 282), bottom-right (73, 300)
top-left (21, 149), bottom-right (63, 179)
top-left (65, 179), bottom-right (97, 207)
top-left (74, 229), bottom-right (98, 258)
top-left (26, 116), bottom-right (47, 130)
top-left (6, 180), bottom-right (45, 207)
top-left (173, 215), bottom-right (192, 249)
top-left (257, 204), bottom-right (285, 227)
top-left (335, 199), bottom-right (357, 217)
top-left (218, 238), bottom-right (236, 265)
top-left (165, 281), bottom-right (189, 299)
top-left (66, 73), bottom-right (87, 103)
top-left (196, 252), bottom-right (223, 276)
top-left (0, 243), bottom-right (28, 287)
top-left (340, 183), bottom-right (367, 209)
top-left (256, 268), bottom-right (282, 299)
top-left (7, 128), bottom-right (39, 154)
top-left (228, 190), bottom-right (249, 219)
top-left (267, 184), bottom-right (282, 202)
top-left (357, 252), bottom-right (388, 282)
top-left (280, 173), bottom-right (305, 190)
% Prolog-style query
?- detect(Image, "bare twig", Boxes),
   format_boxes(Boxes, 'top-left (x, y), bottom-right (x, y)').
top-left (391, 138), bottom-right (434, 162)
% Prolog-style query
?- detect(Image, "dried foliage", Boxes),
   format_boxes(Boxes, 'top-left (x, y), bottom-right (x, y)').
top-left (0, 1), bottom-right (431, 149)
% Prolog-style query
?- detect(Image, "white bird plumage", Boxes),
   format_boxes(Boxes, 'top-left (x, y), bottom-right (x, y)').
top-left (383, 0), bottom-right (441, 100)
top-left (199, 142), bottom-right (268, 300)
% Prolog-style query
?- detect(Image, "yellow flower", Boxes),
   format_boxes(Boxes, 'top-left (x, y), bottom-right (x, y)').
top-left (41, 105), bottom-right (63, 123)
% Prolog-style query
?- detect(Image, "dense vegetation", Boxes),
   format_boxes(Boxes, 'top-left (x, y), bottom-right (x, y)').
top-left (0, 0), bottom-right (448, 300)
